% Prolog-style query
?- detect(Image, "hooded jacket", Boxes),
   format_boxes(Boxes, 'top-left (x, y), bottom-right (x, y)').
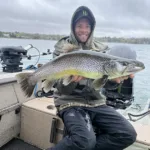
top-left (53, 6), bottom-right (108, 57)
top-left (53, 6), bottom-right (109, 111)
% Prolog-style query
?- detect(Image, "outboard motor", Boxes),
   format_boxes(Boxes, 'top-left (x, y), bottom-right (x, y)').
top-left (103, 45), bottom-right (137, 109)
top-left (0, 46), bottom-right (27, 72)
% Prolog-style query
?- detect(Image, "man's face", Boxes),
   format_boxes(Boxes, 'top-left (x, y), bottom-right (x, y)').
top-left (74, 18), bottom-right (91, 43)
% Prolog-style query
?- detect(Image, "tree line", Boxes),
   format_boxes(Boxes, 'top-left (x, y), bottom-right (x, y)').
top-left (0, 31), bottom-right (150, 44)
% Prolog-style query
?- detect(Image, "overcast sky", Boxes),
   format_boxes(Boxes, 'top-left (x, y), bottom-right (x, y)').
top-left (0, 0), bottom-right (150, 38)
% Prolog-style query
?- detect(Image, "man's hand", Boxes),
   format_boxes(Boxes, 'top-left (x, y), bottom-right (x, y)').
top-left (71, 74), bottom-right (134, 83)
top-left (112, 74), bottom-right (134, 83)
top-left (71, 75), bottom-right (85, 82)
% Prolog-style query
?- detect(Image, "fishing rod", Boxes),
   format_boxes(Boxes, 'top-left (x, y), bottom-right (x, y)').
top-left (24, 44), bottom-right (52, 68)
top-left (24, 44), bottom-right (52, 59)
top-left (128, 110), bottom-right (150, 122)
top-left (127, 103), bottom-right (150, 122)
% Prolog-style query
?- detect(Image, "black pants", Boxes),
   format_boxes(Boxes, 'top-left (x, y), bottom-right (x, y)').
top-left (48, 105), bottom-right (137, 150)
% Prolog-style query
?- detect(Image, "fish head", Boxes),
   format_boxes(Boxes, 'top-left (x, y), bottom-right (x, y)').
top-left (120, 59), bottom-right (145, 75)
top-left (104, 59), bottom-right (145, 78)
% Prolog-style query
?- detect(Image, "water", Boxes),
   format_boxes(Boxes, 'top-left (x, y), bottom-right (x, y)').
top-left (0, 38), bottom-right (149, 108)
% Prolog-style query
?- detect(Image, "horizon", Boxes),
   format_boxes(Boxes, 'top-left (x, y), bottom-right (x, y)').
top-left (1, 31), bottom-right (150, 39)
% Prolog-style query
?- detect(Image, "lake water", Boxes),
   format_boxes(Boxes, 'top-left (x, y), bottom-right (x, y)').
top-left (0, 38), bottom-right (149, 108)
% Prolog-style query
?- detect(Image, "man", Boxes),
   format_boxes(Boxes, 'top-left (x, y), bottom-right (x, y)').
top-left (48, 6), bottom-right (137, 150)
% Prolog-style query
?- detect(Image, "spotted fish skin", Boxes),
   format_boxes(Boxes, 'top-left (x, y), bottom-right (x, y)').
top-left (16, 50), bottom-right (145, 97)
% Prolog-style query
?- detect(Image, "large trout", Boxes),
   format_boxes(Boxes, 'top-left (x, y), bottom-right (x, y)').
top-left (16, 50), bottom-right (145, 97)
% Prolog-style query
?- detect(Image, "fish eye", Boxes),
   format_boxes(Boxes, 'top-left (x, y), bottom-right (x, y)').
top-left (122, 62), bottom-right (128, 66)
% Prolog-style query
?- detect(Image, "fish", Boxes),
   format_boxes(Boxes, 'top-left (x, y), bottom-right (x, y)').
top-left (15, 50), bottom-right (145, 97)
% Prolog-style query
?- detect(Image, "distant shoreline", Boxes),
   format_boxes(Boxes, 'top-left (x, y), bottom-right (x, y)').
top-left (0, 31), bottom-right (150, 44)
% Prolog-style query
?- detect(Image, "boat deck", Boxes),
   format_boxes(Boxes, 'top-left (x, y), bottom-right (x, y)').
top-left (1, 138), bottom-right (149, 150)
top-left (1, 138), bottom-right (41, 150)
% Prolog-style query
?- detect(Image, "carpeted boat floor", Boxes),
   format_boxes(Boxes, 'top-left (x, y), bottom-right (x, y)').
top-left (1, 138), bottom-right (42, 150)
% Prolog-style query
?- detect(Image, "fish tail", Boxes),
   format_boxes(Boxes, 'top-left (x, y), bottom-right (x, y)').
top-left (15, 73), bottom-right (35, 97)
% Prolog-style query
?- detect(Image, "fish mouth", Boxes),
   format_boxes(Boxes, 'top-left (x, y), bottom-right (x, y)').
top-left (125, 66), bottom-right (145, 74)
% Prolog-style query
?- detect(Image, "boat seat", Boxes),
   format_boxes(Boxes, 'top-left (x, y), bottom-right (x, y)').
top-left (131, 122), bottom-right (150, 147)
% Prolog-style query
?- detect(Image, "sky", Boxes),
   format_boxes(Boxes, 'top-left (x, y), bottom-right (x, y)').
top-left (0, 0), bottom-right (150, 38)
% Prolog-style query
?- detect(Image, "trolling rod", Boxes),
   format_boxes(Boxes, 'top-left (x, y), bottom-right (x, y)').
top-left (24, 44), bottom-right (52, 59)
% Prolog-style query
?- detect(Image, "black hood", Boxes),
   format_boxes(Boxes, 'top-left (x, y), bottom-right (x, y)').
top-left (70, 6), bottom-right (96, 47)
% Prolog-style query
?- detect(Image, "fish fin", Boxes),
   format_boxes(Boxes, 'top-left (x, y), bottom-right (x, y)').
top-left (42, 80), bottom-right (55, 93)
top-left (92, 75), bottom-right (108, 90)
top-left (62, 76), bottom-right (73, 85)
top-left (15, 73), bottom-right (35, 97)
top-left (62, 43), bottom-right (81, 53)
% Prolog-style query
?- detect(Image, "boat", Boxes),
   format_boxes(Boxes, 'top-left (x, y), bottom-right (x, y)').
top-left (0, 45), bottom-right (150, 150)
top-left (118, 99), bottom-right (150, 150)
